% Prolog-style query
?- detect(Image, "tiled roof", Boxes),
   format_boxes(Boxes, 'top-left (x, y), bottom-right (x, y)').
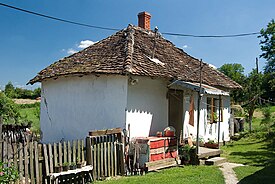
top-left (29, 25), bottom-right (241, 89)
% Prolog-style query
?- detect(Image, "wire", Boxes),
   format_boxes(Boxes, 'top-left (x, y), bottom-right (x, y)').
top-left (161, 31), bottom-right (260, 38)
top-left (0, 2), bottom-right (261, 38)
top-left (0, 2), bottom-right (120, 31)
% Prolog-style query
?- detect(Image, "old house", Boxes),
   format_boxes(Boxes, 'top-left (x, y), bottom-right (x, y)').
top-left (29, 12), bottom-right (241, 143)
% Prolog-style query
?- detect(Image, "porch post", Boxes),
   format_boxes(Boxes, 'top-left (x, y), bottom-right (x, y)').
top-left (218, 95), bottom-right (221, 148)
top-left (196, 59), bottom-right (203, 155)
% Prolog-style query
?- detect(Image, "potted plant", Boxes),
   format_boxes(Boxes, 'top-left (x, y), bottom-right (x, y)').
top-left (62, 162), bottom-right (69, 171)
top-left (54, 163), bottom-right (62, 173)
top-left (70, 162), bottom-right (76, 170)
top-left (204, 139), bottom-right (219, 149)
top-left (77, 157), bottom-right (82, 168)
top-left (178, 145), bottom-right (196, 165)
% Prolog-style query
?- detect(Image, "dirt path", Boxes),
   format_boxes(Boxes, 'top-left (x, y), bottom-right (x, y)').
top-left (219, 162), bottom-right (244, 184)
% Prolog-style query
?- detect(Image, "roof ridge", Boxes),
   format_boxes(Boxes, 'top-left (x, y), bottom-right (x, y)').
top-left (124, 24), bottom-right (135, 74)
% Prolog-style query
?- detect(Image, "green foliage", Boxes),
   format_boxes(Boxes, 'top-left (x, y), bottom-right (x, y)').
top-left (0, 162), bottom-right (19, 183)
top-left (261, 107), bottom-right (275, 133)
top-left (3, 82), bottom-right (40, 99)
top-left (0, 92), bottom-right (20, 123)
top-left (259, 19), bottom-right (275, 101)
top-left (218, 63), bottom-right (246, 103)
top-left (259, 19), bottom-right (275, 73)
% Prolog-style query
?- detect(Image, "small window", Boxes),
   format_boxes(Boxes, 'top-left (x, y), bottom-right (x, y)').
top-left (207, 97), bottom-right (223, 123)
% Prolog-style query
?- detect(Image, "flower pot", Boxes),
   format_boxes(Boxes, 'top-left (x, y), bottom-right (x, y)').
top-left (205, 143), bottom-right (219, 149)
top-left (62, 165), bottom-right (69, 172)
top-left (54, 166), bottom-right (62, 173)
top-left (70, 165), bottom-right (77, 170)
top-left (77, 163), bottom-right (82, 169)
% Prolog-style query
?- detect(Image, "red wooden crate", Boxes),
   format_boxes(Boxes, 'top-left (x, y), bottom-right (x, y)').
top-left (150, 153), bottom-right (165, 161)
top-left (150, 139), bottom-right (165, 149)
top-left (165, 151), bottom-right (177, 158)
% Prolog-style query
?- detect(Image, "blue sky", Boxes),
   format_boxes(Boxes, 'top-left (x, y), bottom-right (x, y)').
top-left (0, 0), bottom-right (274, 89)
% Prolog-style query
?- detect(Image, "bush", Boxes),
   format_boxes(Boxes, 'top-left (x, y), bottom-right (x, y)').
top-left (0, 162), bottom-right (19, 183)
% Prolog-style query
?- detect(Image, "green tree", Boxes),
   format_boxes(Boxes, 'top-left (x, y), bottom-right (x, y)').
top-left (218, 63), bottom-right (246, 103)
top-left (243, 69), bottom-right (263, 132)
top-left (0, 92), bottom-right (20, 123)
top-left (259, 19), bottom-right (275, 101)
top-left (4, 82), bottom-right (15, 98)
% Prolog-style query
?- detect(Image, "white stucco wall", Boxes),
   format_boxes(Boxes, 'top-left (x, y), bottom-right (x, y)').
top-left (183, 92), bottom-right (231, 142)
top-left (126, 76), bottom-right (169, 136)
top-left (40, 75), bottom-right (128, 143)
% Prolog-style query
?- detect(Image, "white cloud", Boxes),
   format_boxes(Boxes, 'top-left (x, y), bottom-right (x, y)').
top-left (182, 45), bottom-right (188, 49)
top-left (67, 48), bottom-right (77, 54)
top-left (78, 40), bottom-right (95, 49)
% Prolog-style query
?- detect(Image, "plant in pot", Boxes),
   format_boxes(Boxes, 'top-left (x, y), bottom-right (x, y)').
top-left (76, 157), bottom-right (82, 168)
top-left (70, 162), bottom-right (76, 170)
top-left (54, 163), bottom-right (62, 173)
top-left (62, 162), bottom-right (69, 171)
top-left (205, 139), bottom-right (219, 149)
top-left (178, 145), bottom-right (196, 165)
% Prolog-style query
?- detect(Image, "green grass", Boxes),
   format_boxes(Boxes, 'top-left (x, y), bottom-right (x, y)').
top-left (221, 106), bottom-right (275, 184)
top-left (19, 106), bottom-right (40, 133)
top-left (98, 166), bottom-right (225, 184)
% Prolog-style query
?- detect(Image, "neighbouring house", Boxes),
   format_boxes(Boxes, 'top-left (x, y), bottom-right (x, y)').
top-left (28, 12), bottom-right (241, 143)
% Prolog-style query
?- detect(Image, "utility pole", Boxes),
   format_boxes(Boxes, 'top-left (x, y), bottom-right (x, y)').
top-left (196, 59), bottom-right (203, 155)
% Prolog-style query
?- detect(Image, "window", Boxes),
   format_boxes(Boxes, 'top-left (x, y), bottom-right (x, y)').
top-left (207, 97), bottom-right (223, 123)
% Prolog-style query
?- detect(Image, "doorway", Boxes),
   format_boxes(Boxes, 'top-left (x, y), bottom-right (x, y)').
top-left (168, 89), bottom-right (183, 138)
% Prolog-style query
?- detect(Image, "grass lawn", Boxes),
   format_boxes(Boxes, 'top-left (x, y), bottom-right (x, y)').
top-left (98, 166), bottom-right (225, 184)
top-left (221, 106), bottom-right (275, 184)
top-left (18, 104), bottom-right (40, 133)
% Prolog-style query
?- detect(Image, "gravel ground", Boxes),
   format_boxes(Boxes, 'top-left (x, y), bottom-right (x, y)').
top-left (219, 162), bottom-right (245, 184)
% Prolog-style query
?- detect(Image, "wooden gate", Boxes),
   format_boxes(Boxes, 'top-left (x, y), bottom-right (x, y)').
top-left (86, 128), bottom-right (125, 180)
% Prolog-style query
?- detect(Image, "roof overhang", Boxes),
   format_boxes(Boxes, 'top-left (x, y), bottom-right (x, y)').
top-left (168, 80), bottom-right (230, 96)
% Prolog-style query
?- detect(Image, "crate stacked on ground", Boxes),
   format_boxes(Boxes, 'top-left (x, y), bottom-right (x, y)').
top-left (130, 136), bottom-right (178, 171)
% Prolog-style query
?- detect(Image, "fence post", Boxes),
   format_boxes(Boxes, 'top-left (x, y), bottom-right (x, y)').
top-left (86, 137), bottom-right (92, 165)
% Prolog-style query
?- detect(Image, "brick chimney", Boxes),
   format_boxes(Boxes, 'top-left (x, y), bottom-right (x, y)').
top-left (138, 12), bottom-right (151, 30)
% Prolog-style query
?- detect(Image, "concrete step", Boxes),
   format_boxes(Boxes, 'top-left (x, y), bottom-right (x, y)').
top-left (205, 157), bottom-right (227, 166)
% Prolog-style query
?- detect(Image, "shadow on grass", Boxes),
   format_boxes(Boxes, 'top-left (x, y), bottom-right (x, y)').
top-left (239, 164), bottom-right (275, 184)
top-left (230, 150), bottom-right (274, 166)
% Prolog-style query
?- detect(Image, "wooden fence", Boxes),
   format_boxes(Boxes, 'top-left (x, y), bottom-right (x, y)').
top-left (0, 138), bottom-right (85, 184)
top-left (86, 128), bottom-right (125, 180)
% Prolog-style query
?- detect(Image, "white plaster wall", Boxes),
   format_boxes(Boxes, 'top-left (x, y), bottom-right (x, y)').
top-left (40, 75), bottom-right (128, 143)
top-left (183, 93), bottom-right (231, 142)
top-left (127, 76), bottom-right (169, 136)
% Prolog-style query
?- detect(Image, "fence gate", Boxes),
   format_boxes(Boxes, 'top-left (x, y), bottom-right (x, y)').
top-left (86, 128), bottom-right (125, 180)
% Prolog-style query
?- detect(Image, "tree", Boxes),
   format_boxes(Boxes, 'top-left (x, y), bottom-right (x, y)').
top-left (0, 92), bottom-right (20, 123)
top-left (259, 19), bottom-right (275, 73)
top-left (218, 63), bottom-right (246, 103)
top-left (243, 69), bottom-right (263, 132)
top-left (259, 19), bottom-right (275, 101)
top-left (4, 82), bottom-right (15, 98)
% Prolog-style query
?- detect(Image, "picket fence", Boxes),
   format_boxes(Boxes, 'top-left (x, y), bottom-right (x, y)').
top-left (0, 138), bottom-right (86, 184)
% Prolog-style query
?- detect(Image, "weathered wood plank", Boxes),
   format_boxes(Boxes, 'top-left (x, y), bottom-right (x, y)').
top-left (13, 143), bottom-right (18, 169)
top-left (68, 141), bottom-right (71, 165)
top-left (73, 140), bottom-right (76, 164)
top-left (114, 135), bottom-right (117, 176)
top-left (30, 141), bottom-right (35, 184)
top-left (77, 140), bottom-right (81, 163)
top-left (97, 137), bottom-right (100, 178)
top-left (86, 137), bottom-right (92, 165)
top-left (81, 139), bottom-right (85, 163)
top-left (53, 143), bottom-right (58, 167)
top-left (100, 136), bottom-right (104, 177)
top-left (107, 136), bottom-right (111, 177)
top-left (92, 138), bottom-right (97, 180)
top-left (145, 158), bottom-right (178, 171)
top-left (110, 135), bottom-right (114, 177)
top-left (89, 128), bottom-right (122, 136)
top-left (58, 142), bottom-right (62, 166)
top-left (34, 142), bottom-right (40, 184)
top-left (64, 141), bottom-right (67, 163)
top-left (19, 143), bottom-right (23, 182)
top-left (24, 141), bottom-right (29, 184)
top-left (48, 144), bottom-right (53, 173)
top-left (43, 144), bottom-right (49, 176)
top-left (104, 136), bottom-right (107, 176)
